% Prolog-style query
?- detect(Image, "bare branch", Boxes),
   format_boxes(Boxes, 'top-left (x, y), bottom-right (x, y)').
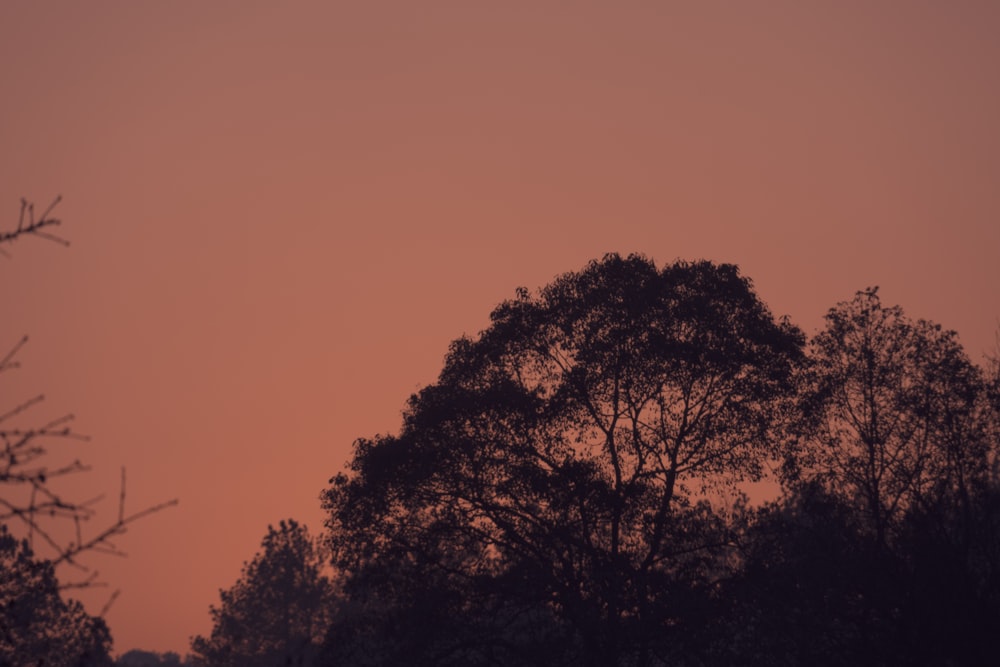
top-left (0, 196), bottom-right (68, 249)
top-left (98, 589), bottom-right (121, 617)
top-left (2, 199), bottom-right (177, 591)
top-left (0, 335), bottom-right (28, 373)
top-left (52, 478), bottom-right (180, 568)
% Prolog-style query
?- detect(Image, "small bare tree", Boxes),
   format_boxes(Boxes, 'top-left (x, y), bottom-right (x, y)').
top-left (1, 196), bottom-right (176, 594)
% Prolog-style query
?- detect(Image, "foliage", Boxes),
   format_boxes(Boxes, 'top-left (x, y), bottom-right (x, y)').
top-left (191, 520), bottom-right (336, 667)
top-left (710, 290), bottom-right (1000, 666)
top-left (792, 287), bottom-right (991, 547)
top-left (0, 525), bottom-right (113, 667)
top-left (115, 649), bottom-right (200, 667)
top-left (81, 250), bottom-right (986, 666)
top-left (706, 475), bottom-right (1000, 667)
top-left (322, 254), bottom-right (805, 665)
top-left (708, 484), bottom-right (895, 666)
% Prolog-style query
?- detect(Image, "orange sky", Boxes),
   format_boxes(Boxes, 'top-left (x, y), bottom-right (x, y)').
top-left (2, 1), bottom-right (999, 655)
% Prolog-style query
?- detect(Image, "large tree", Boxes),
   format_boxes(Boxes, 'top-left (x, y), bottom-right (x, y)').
top-left (323, 254), bottom-right (804, 665)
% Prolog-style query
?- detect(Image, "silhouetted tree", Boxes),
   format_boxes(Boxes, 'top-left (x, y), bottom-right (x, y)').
top-left (115, 649), bottom-right (199, 667)
top-left (323, 254), bottom-right (804, 666)
top-left (791, 288), bottom-right (991, 548)
top-left (0, 524), bottom-right (113, 666)
top-left (715, 290), bottom-right (1000, 666)
top-left (891, 485), bottom-right (1000, 665)
top-left (709, 478), bottom-right (1000, 666)
top-left (987, 328), bottom-right (1000, 468)
top-left (707, 483), bottom-right (901, 667)
top-left (191, 520), bottom-right (336, 667)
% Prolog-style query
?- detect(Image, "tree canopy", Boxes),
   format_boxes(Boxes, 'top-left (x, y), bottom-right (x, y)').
top-left (792, 287), bottom-right (992, 546)
top-left (323, 254), bottom-right (805, 665)
top-left (183, 253), bottom-right (999, 666)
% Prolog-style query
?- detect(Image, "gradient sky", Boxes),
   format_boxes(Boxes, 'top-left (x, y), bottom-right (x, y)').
top-left (2, 0), bottom-right (998, 655)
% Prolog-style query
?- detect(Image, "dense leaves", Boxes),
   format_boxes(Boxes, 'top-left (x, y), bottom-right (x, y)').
top-left (0, 526), bottom-right (113, 667)
top-left (187, 255), bottom-right (998, 666)
top-left (191, 521), bottom-right (335, 667)
top-left (115, 650), bottom-right (199, 667)
top-left (323, 254), bottom-right (804, 665)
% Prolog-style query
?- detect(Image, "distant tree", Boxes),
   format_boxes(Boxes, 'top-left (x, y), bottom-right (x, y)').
top-left (191, 520), bottom-right (336, 667)
top-left (791, 287), bottom-right (991, 547)
top-left (115, 649), bottom-right (199, 667)
top-left (0, 524), bottom-right (113, 666)
top-left (323, 254), bottom-right (804, 665)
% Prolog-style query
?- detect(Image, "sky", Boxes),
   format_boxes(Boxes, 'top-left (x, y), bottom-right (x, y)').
top-left (2, 0), bottom-right (999, 656)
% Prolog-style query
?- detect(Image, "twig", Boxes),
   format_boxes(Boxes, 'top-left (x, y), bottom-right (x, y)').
top-left (2, 196), bottom-right (178, 593)
top-left (0, 196), bottom-right (68, 248)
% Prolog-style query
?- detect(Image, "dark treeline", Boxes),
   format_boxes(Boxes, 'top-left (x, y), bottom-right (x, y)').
top-left (190, 254), bottom-right (1000, 667)
top-left (6, 252), bottom-right (996, 665)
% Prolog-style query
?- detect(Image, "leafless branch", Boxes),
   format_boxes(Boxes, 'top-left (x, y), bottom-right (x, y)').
top-left (0, 196), bottom-right (68, 249)
top-left (52, 468), bottom-right (179, 568)
top-left (1, 336), bottom-right (178, 586)
top-left (2, 198), bottom-right (178, 590)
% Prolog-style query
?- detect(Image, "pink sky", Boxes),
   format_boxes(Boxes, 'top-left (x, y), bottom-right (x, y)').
top-left (2, 1), bottom-right (999, 655)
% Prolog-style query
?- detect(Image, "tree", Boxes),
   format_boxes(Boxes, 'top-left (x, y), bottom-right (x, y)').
top-left (115, 649), bottom-right (199, 667)
top-left (792, 287), bottom-right (991, 547)
top-left (323, 254), bottom-right (804, 665)
top-left (709, 290), bottom-right (1000, 667)
top-left (191, 520), bottom-right (336, 667)
top-left (2, 197), bottom-right (176, 662)
top-left (0, 524), bottom-right (113, 666)
top-left (713, 479), bottom-right (1000, 666)
top-left (2, 197), bottom-right (176, 581)
top-left (707, 481), bottom-right (907, 667)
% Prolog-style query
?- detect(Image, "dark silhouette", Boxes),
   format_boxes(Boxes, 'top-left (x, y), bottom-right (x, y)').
top-left (191, 520), bottom-right (336, 667)
top-left (9, 234), bottom-right (993, 664)
top-left (2, 198), bottom-right (176, 661)
top-left (115, 649), bottom-right (199, 667)
top-left (2, 198), bottom-right (176, 581)
top-left (0, 525), bottom-right (113, 666)
top-left (0, 196), bottom-right (68, 251)
top-left (322, 254), bottom-right (805, 665)
top-left (790, 287), bottom-right (991, 548)
top-left (313, 256), bottom-right (998, 666)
